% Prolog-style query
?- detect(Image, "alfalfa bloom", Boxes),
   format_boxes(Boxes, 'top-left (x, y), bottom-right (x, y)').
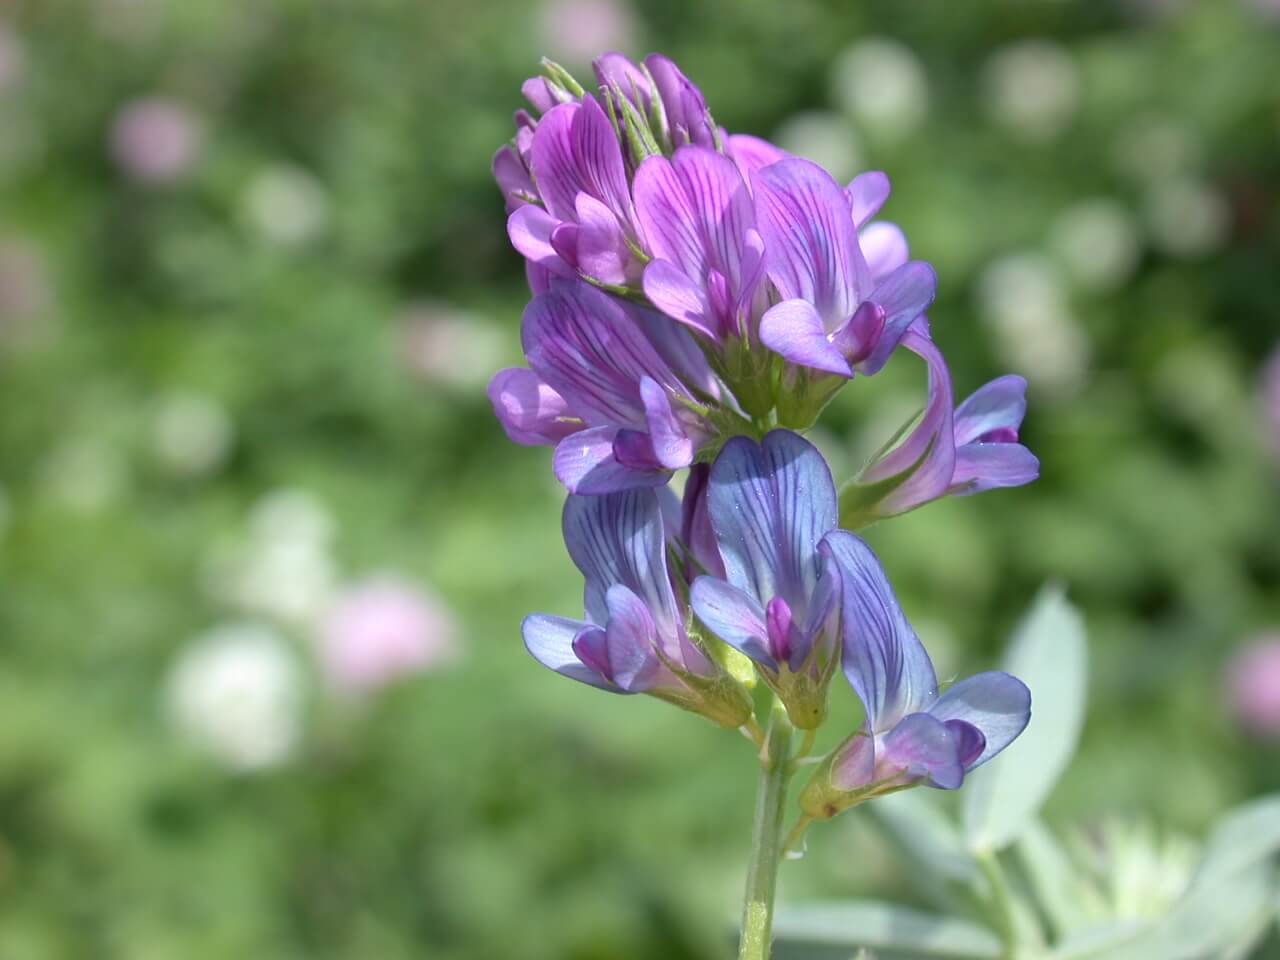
top-left (110, 96), bottom-right (204, 185)
top-left (800, 534), bottom-right (1030, 818)
top-left (1224, 634), bottom-right (1280, 738)
top-left (489, 278), bottom-right (720, 494)
top-left (690, 431), bottom-right (843, 729)
top-left (522, 488), bottom-right (753, 728)
top-left (752, 157), bottom-right (937, 426)
top-left (840, 326), bottom-right (1040, 526)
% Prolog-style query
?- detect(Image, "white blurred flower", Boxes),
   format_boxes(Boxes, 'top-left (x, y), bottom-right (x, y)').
top-left (976, 252), bottom-right (1089, 397)
top-left (538, 0), bottom-right (637, 66)
top-left (830, 38), bottom-right (928, 143)
top-left (40, 437), bottom-right (127, 511)
top-left (241, 165), bottom-right (329, 247)
top-left (1049, 199), bottom-right (1142, 293)
top-left (110, 96), bottom-right (204, 184)
top-left (316, 575), bottom-right (459, 695)
top-left (1143, 178), bottom-right (1229, 258)
top-left (399, 301), bottom-right (506, 390)
top-left (1225, 634), bottom-right (1280, 737)
top-left (983, 40), bottom-right (1079, 144)
top-left (204, 489), bottom-right (337, 626)
top-left (1072, 819), bottom-right (1196, 920)
top-left (166, 622), bottom-right (302, 771)
top-left (151, 391), bottom-right (234, 478)
top-left (773, 111), bottom-right (862, 182)
top-left (0, 21), bottom-right (25, 93)
top-left (1112, 115), bottom-right (1203, 184)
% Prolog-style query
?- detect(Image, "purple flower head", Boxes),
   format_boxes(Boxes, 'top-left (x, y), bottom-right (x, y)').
top-left (489, 279), bottom-right (717, 494)
top-left (690, 431), bottom-right (844, 728)
top-left (507, 94), bottom-right (645, 288)
top-left (522, 489), bottom-right (753, 728)
top-left (752, 158), bottom-right (937, 392)
top-left (634, 145), bottom-right (766, 345)
top-left (800, 533), bottom-right (1030, 816)
top-left (843, 326), bottom-right (1040, 526)
top-left (1226, 635), bottom-right (1280, 738)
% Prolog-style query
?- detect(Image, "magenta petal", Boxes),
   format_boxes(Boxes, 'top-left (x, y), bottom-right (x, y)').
top-left (630, 304), bottom-right (720, 399)
top-left (847, 171), bottom-right (891, 227)
top-left (575, 94), bottom-right (634, 229)
top-left (882, 713), bottom-right (965, 790)
top-left (707, 431), bottom-right (839, 613)
top-left (859, 326), bottom-right (956, 515)
top-left (522, 77), bottom-right (563, 114)
top-left (562, 488), bottom-right (679, 635)
top-left (928, 671), bottom-right (1031, 769)
top-left (593, 52), bottom-right (653, 112)
top-left (508, 206), bottom-right (575, 277)
top-left (760, 299), bottom-right (853, 377)
top-left (753, 158), bottom-right (871, 331)
top-left (549, 221), bottom-right (580, 269)
top-left (727, 133), bottom-right (787, 183)
top-left (634, 154), bottom-right (707, 279)
top-left (643, 258), bottom-right (716, 338)
top-left (860, 222), bottom-right (909, 283)
top-left (680, 463), bottom-right (726, 580)
top-left (603, 584), bottom-right (662, 691)
top-left (858, 261), bottom-right (938, 376)
top-left (945, 720), bottom-right (987, 769)
top-left (830, 301), bottom-right (886, 366)
top-left (639, 377), bottom-right (693, 470)
top-left (572, 193), bottom-right (631, 286)
top-left (644, 54), bottom-right (715, 148)
top-left (522, 614), bottom-right (620, 691)
top-left (949, 443), bottom-right (1040, 496)
top-left (522, 281), bottom-right (679, 429)
top-left (954, 375), bottom-right (1028, 446)
top-left (554, 427), bottom-right (668, 494)
top-left (487, 367), bottom-right (581, 446)
top-left (822, 530), bottom-right (938, 731)
top-left (672, 147), bottom-right (755, 285)
top-left (493, 145), bottom-right (534, 212)
top-left (530, 104), bottom-right (584, 222)
top-left (830, 729), bottom-right (876, 791)
top-left (690, 576), bottom-right (774, 669)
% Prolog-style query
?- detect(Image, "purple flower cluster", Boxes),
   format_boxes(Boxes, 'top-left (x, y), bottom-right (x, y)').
top-left (489, 52), bottom-right (1037, 518)
top-left (489, 53), bottom-right (1035, 805)
top-left (524, 430), bottom-right (1030, 796)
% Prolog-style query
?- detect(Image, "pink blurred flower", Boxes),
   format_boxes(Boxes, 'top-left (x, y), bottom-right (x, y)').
top-left (110, 96), bottom-right (204, 184)
top-left (1225, 635), bottom-right (1280, 737)
top-left (0, 237), bottom-right (54, 345)
top-left (317, 576), bottom-right (458, 695)
top-left (0, 21), bottom-right (25, 92)
top-left (537, 0), bottom-right (636, 66)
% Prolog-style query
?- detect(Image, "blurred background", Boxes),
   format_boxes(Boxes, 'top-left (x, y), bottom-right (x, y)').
top-left (1, 0), bottom-right (1279, 957)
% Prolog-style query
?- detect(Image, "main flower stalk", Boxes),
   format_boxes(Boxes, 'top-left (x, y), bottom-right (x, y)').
top-left (739, 699), bottom-right (795, 960)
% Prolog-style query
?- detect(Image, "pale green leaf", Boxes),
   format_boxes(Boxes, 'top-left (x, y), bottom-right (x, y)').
top-left (772, 900), bottom-right (1002, 958)
top-left (963, 586), bottom-right (1087, 852)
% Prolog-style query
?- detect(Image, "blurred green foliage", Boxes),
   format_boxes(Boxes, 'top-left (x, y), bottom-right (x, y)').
top-left (0, 0), bottom-right (1278, 957)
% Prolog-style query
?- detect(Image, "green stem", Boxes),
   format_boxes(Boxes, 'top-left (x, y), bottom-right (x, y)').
top-left (737, 699), bottom-right (795, 960)
top-left (977, 850), bottom-right (1016, 957)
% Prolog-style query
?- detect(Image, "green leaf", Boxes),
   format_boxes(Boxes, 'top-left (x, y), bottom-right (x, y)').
top-left (772, 900), bottom-right (1002, 958)
top-left (1049, 864), bottom-right (1275, 960)
top-left (871, 792), bottom-right (980, 887)
top-left (1015, 820), bottom-right (1102, 938)
top-left (1187, 793), bottom-right (1280, 893)
top-left (963, 586), bottom-right (1088, 852)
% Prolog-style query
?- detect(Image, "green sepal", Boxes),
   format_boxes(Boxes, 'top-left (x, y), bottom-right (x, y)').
top-left (539, 58), bottom-right (585, 99)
